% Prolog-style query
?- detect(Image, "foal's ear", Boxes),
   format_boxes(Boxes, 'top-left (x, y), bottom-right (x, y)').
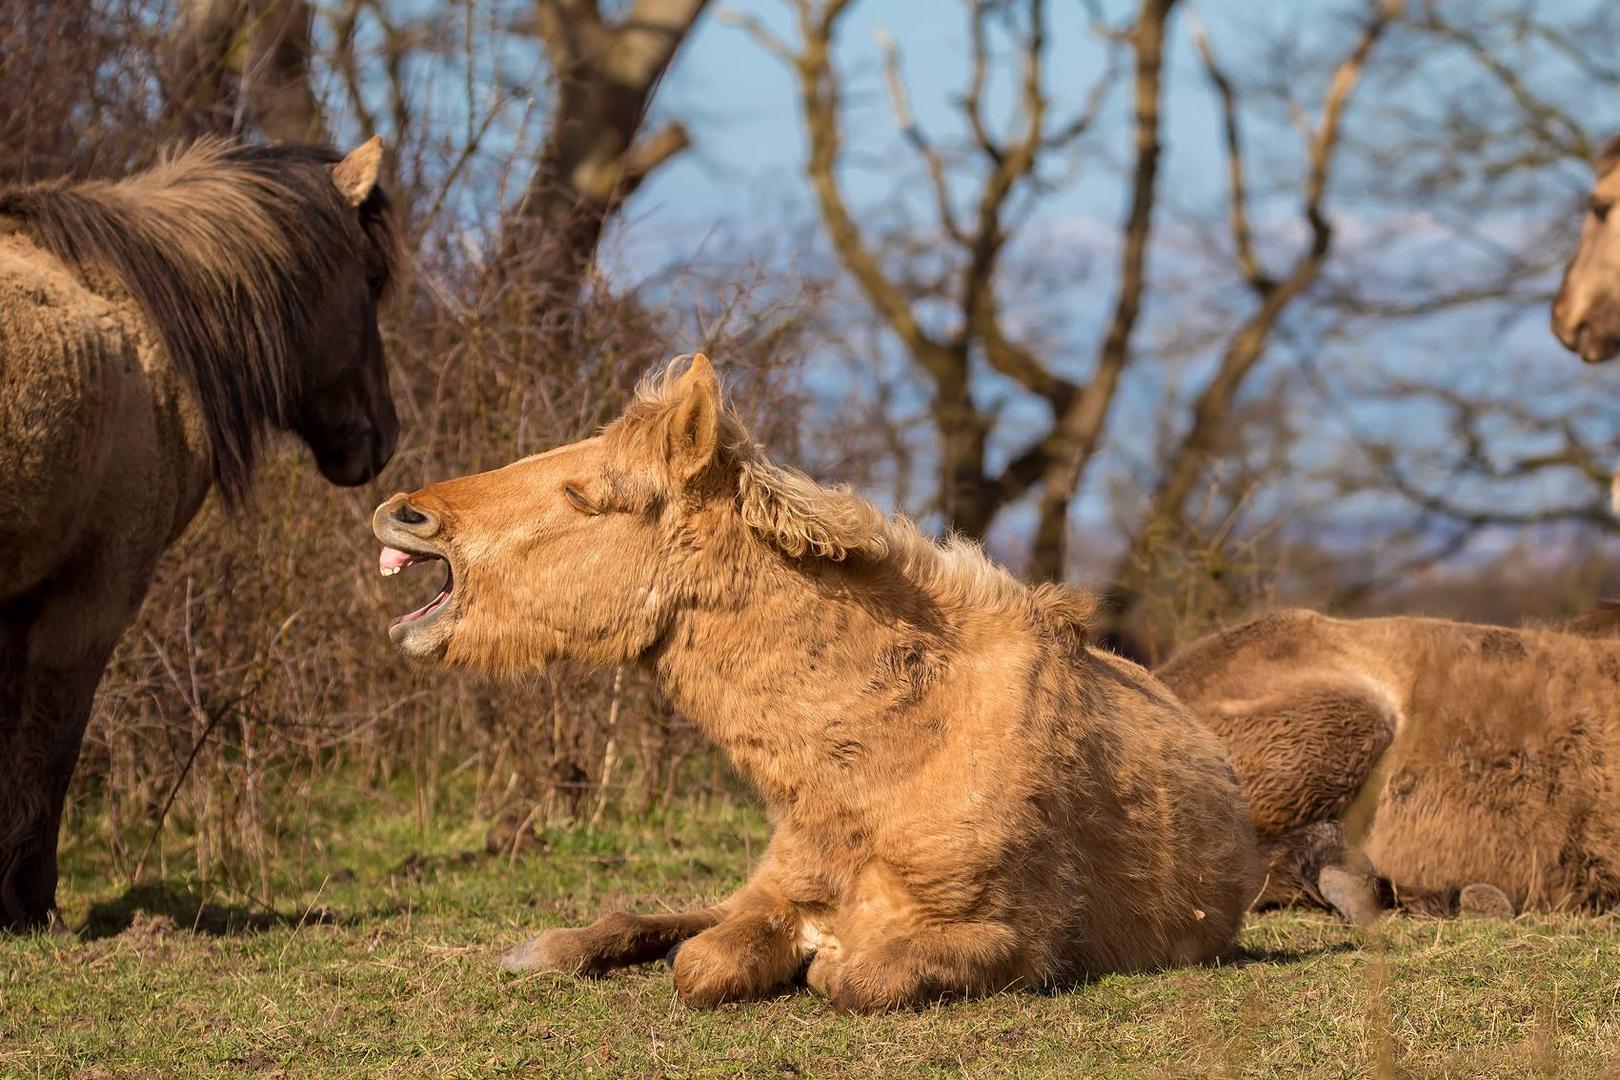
top-left (665, 354), bottom-right (721, 483)
top-left (332, 135), bottom-right (385, 207)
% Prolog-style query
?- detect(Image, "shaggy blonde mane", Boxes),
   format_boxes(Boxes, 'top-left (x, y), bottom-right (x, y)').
top-left (612, 359), bottom-right (1096, 643)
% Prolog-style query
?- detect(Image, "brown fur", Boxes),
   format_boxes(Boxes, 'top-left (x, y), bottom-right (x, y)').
top-left (373, 356), bottom-right (1260, 1012)
top-left (0, 138), bottom-right (400, 498)
top-left (1159, 609), bottom-right (1620, 917)
top-left (1552, 133), bottom-right (1620, 363)
top-left (0, 139), bottom-right (400, 931)
top-left (1561, 598), bottom-right (1620, 638)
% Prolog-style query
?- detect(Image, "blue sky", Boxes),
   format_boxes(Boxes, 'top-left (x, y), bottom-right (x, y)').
top-left (347, 0), bottom-right (1620, 577)
top-left (617, 0), bottom-right (1204, 260)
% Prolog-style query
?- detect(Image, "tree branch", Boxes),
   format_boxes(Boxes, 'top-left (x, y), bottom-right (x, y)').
top-left (876, 27), bottom-right (963, 243)
top-left (1025, 0), bottom-right (1183, 579)
top-left (498, 0), bottom-right (709, 288)
top-left (1187, 9), bottom-right (1268, 293)
top-left (1117, 0), bottom-right (1403, 589)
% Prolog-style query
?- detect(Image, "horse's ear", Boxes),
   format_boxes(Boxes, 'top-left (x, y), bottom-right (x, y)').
top-left (665, 354), bottom-right (720, 483)
top-left (332, 136), bottom-right (385, 206)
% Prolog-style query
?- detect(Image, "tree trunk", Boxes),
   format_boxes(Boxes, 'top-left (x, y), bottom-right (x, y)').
top-left (165, 0), bottom-right (325, 144)
top-left (496, 0), bottom-right (709, 296)
top-left (1025, 0), bottom-right (1181, 581)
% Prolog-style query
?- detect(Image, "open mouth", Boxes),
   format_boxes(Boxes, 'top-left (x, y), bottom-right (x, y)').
top-left (380, 546), bottom-right (453, 627)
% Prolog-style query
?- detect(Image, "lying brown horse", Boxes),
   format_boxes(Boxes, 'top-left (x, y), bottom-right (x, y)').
top-left (1159, 610), bottom-right (1620, 923)
top-left (372, 355), bottom-right (1258, 1012)
top-left (0, 138), bottom-right (401, 931)
top-left (1553, 134), bottom-right (1620, 363)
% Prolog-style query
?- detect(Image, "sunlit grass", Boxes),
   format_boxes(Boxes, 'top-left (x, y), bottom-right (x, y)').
top-left (5, 789), bottom-right (1619, 1078)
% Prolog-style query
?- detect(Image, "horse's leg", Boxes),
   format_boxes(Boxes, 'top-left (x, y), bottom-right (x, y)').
top-left (804, 918), bottom-right (1021, 1013)
top-left (1253, 819), bottom-right (1384, 926)
top-left (0, 648), bottom-right (106, 933)
top-left (500, 907), bottom-right (725, 975)
top-left (503, 883), bottom-right (806, 1008)
top-left (1196, 681), bottom-right (1400, 925)
top-left (502, 896), bottom-right (808, 1010)
top-left (1, 577), bottom-right (128, 934)
top-left (0, 608), bottom-right (38, 932)
top-left (503, 843), bottom-right (811, 1008)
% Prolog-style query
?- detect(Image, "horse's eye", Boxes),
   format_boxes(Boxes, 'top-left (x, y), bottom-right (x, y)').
top-left (1593, 197), bottom-right (1613, 223)
top-left (563, 485), bottom-right (598, 515)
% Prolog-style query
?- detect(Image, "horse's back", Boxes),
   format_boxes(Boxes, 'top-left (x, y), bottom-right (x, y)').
top-left (1362, 627), bottom-right (1620, 910)
top-left (0, 230), bottom-right (134, 597)
top-left (1162, 610), bottom-right (1620, 911)
top-left (1039, 644), bottom-right (1260, 972)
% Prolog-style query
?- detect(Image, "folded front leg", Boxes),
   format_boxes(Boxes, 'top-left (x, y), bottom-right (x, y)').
top-left (806, 920), bottom-right (1022, 1013)
top-left (671, 891), bottom-right (804, 1008)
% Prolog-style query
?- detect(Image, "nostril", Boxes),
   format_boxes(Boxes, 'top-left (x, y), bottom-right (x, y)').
top-left (395, 503), bottom-right (429, 526)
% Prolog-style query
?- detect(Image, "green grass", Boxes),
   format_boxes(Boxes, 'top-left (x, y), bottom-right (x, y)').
top-left (5, 790), bottom-right (1620, 1079)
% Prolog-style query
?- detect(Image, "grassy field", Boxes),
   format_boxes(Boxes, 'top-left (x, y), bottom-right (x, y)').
top-left (4, 788), bottom-right (1620, 1079)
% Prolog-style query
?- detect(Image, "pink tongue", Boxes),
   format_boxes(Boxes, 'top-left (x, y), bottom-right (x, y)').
top-left (379, 546), bottom-right (415, 571)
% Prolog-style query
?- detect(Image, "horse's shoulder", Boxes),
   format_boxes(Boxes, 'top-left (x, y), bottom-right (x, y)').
top-left (0, 233), bottom-right (133, 369)
top-left (0, 230), bottom-right (110, 310)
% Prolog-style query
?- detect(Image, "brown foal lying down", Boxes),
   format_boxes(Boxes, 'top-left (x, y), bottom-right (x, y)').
top-left (1160, 609), bottom-right (1620, 922)
top-left (373, 355), bottom-right (1259, 1012)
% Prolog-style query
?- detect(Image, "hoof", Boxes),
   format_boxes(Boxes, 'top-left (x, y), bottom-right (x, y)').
top-left (1319, 864), bottom-right (1383, 928)
top-left (499, 929), bottom-right (580, 974)
top-left (1458, 883), bottom-right (1515, 920)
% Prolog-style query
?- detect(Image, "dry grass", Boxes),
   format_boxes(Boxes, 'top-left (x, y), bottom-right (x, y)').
top-left (7, 791), bottom-right (1620, 1079)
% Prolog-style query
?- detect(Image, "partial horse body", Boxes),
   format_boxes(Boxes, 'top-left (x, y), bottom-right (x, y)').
top-left (0, 138), bottom-right (401, 931)
top-left (1553, 134), bottom-right (1620, 363)
top-left (372, 356), bottom-right (1259, 1012)
top-left (1158, 610), bottom-right (1620, 921)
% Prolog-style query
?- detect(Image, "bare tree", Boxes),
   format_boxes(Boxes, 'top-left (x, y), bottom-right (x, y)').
top-left (1115, 0), bottom-right (1405, 591)
top-left (1267, 0), bottom-right (1620, 612)
top-left (0, 0), bottom-right (159, 181)
top-left (165, 0), bottom-right (326, 143)
top-left (737, 0), bottom-right (1176, 580)
top-left (497, 0), bottom-right (710, 292)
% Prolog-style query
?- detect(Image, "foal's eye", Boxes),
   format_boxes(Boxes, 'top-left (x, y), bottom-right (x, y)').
top-left (1593, 198), bottom-right (1613, 223)
top-left (563, 485), bottom-right (598, 515)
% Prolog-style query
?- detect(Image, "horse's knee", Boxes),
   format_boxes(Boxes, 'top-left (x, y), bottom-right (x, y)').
top-left (819, 950), bottom-right (944, 1013)
top-left (672, 919), bottom-right (797, 1008)
top-left (671, 932), bottom-right (748, 1008)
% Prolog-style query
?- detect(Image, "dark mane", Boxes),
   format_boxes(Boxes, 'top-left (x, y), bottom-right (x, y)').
top-left (0, 139), bottom-right (399, 500)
